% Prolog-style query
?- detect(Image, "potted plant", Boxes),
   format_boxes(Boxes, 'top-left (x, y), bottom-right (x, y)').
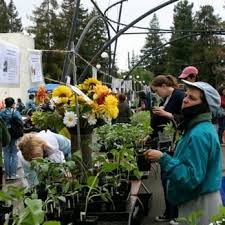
top-left (0, 185), bottom-right (60, 225)
top-left (93, 113), bottom-right (152, 175)
top-left (29, 157), bottom-right (81, 223)
top-left (76, 165), bottom-right (114, 225)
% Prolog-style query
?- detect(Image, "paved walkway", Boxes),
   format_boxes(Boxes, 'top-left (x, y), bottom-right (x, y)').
top-left (141, 164), bottom-right (167, 225)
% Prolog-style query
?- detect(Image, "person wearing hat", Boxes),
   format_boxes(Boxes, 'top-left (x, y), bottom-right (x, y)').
top-left (179, 66), bottom-right (198, 82)
top-left (144, 80), bottom-right (222, 225)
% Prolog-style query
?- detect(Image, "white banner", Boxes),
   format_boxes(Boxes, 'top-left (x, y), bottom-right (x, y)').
top-left (28, 49), bottom-right (43, 83)
top-left (0, 41), bottom-right (20, 84)
top-left (111, 78), bottom-right (133, 92)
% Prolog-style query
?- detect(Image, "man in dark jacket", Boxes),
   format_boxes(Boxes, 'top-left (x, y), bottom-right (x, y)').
top-left (0, 117), bottom-right (11, 187)
top-left (0, 97), bottom-right (23, 180)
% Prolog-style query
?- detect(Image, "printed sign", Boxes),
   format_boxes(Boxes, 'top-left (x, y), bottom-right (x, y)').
top-left (0, 41), bottom-right (20, 84)
top-left (28, 49), bottom-right (43, 83)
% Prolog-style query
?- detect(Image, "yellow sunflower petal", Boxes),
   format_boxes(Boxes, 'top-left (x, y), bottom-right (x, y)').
top-left (103, 95), bottom-right (119, 119)
top-left (52, 85), bottom-right (73, 104)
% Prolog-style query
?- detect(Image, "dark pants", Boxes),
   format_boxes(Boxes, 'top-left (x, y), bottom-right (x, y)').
top-left (161, 168), bottom-right (178, 218)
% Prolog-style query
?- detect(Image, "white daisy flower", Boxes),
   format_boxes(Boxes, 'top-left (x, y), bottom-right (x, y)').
top-left (87, 114), bottom-right (97, 125)
top-left (63, 111), bottom-right (78, 127)
top-left (82, 113), bottom-right (97, 125)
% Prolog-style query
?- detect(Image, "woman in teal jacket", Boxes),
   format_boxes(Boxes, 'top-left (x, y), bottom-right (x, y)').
top-left (144, 80), bottom-right (222, 225)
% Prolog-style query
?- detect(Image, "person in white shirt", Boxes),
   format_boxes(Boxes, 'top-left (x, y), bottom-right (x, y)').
top-left (18, 132), bottom-right (65, 163)
top-left (17, 132), bottom-right (67, 186)
top-left (37, 129), bottom-right (71, 159)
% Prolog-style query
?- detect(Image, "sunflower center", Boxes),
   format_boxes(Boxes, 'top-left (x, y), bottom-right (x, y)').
top-left (60, 94), bottom-right (67, 97)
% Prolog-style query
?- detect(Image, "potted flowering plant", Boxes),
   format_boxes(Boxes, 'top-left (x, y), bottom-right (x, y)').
top-left (32, 78), bottom-right (118, 132)
top-left (31, 78), bottom-right (119, 166)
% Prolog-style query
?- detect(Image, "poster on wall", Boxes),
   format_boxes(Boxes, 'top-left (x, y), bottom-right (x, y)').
top-left (0, 41), bottom-right (20, 84)
top-left (28, 49), bottom-right (43, 83)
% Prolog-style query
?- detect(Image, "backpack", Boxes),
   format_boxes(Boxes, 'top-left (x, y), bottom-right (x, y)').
top-left (8, 115), bottom-right (24, 139)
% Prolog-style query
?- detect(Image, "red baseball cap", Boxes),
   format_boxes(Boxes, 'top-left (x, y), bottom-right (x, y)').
top-left (179, 66), bottom-right (198, 79)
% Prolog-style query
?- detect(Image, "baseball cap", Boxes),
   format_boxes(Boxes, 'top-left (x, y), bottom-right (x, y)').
top-left (182, 80), bottom-right (221, 115)
top-left (179, 66), bottom-right (198, 79)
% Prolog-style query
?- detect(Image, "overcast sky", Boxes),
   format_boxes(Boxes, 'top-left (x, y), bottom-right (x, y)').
top-left (5, 0), bottom-right (225, 71)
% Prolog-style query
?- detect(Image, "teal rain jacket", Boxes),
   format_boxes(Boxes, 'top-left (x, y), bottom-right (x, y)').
top-left (159, 112), bottom-right (222, 205)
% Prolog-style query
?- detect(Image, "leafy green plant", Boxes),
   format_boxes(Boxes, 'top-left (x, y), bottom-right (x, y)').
top-left (29, 158), bottom-right (81, 217)
top-left (30, 158), bottom-right (77, 186)
top-left (162, 121), bottom-right (180, 150)
top-left (94, 122), bottom-right (151, 151)
top-left (79, 146), bottom-right (141, 221)
top-left (211, 206), bottom-right (225, 224)
top-left (130, 111), bottom-right (152, 132)
top-left (94, 147), bottom-right (141, 182)
top-left (11, 198), bottom-right (45, 225)
top-left (80, 173), bottom-right (111, 221)
top-left (31, 111), bottom-right (64, 132)
top-left (177, 210), bottom-right (203, 225)
top-left (0, 186), bottom-right (60, 225)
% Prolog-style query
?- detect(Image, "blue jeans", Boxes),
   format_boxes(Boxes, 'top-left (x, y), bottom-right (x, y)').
top-left (3, 139), bottom-right (18, 177)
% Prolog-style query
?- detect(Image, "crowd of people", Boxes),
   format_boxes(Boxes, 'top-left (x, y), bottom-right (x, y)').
top-left (0, 94), bottom-right (71, 184)
top-left (0, 66), bottom-right (224, 225)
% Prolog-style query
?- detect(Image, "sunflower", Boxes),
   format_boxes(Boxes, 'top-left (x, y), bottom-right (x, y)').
top-left (93, 84), bottom-right (110, 101)
top-left (52, 85), bottom-right (73, 104)
top-left (102, 95), bottom-right (119, 119)
top-left (91, 102), bottom-right (104, 118)
top-left (83, 78), bottom-right (102, 87)
top-left (78, 83), bottom-right (89, 92)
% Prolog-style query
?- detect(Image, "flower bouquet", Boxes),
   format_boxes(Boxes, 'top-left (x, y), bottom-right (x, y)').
top-left (31, 78), bottom-right (119, 135)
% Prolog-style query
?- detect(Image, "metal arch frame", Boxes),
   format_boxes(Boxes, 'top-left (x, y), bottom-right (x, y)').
top-left (122, 30), bottom-right (225, 83)
top-left (89, 0), bottom-right (127, 81)
top-left (89, 0), bottom-right (117, 33)
top-left (78, 0), bottom-right (179, 83)
top-left (62, 14), bottom-right (113, 81)
top-left (110, 1), bottom-right (124, 79)
top-left (61, 0), bottom-right (124, 82)
top-left (61, 0), bottom-right (81, 82)
top-left (103, 0), bottom-right (128, 16)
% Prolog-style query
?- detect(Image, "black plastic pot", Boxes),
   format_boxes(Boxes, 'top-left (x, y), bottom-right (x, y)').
top-left (0, 202), bottom-right (13, 225)
top-left (36, 184), bottom-right (48, 201)
top-left (76, 215), bottom-right (98, 225)
top-left (136, 150), bottom-right (151, 172)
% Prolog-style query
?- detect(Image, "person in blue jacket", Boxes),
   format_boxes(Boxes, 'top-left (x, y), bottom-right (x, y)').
top-left (0, 97), bottom-right (23, 180)
top-left (144, 80), bottom-right (222, 225)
